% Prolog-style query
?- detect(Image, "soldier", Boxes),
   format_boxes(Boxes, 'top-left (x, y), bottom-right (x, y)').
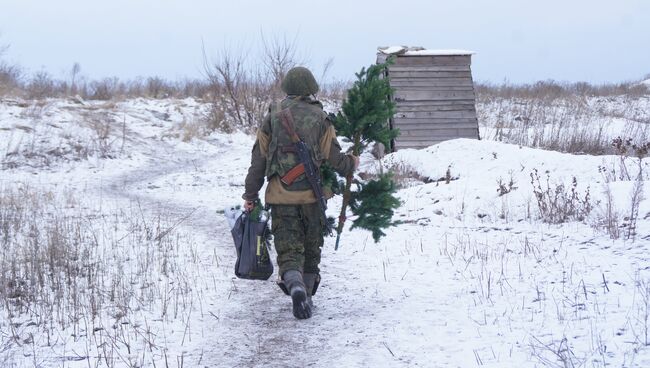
top-left (242, 66), bottom-right (358, 319)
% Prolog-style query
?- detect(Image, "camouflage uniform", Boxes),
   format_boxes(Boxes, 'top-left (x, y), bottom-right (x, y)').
top-left (243, 73), bottom-right (355, 279)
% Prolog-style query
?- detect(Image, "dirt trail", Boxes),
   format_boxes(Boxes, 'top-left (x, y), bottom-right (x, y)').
top-left (94, 126), bottom-right (464, 367)
top-left (100, 138), bottom-right (353, 367)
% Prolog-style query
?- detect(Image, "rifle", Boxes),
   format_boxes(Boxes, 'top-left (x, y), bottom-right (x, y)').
top-left (277, 108), bottom-right (333, 236)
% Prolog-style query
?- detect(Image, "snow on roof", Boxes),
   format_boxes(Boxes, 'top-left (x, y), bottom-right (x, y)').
top-left (378, 46), bottom-right (475, 56)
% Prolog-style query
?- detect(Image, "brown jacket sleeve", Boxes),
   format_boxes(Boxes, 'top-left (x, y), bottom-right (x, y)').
top-left (321, 117), bottom-right (355, 177)
top-left (242, 142), bottom-right (265, 200)
top-left (327, 137), bottom-right (355, 177)
top-left (242, 113), bottom-right (271, 200)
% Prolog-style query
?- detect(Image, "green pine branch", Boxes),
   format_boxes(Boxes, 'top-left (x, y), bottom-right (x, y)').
top-left (332, 60), bottom-right (399, 153)
top-left (349, 172), bottom-right (401, 242)
top-left (333, 59), bottom-right (401, 249)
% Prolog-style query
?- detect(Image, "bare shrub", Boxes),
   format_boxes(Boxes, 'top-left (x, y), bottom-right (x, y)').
top-left (595, 179), bottom-right (621, 239)
top-left (206, 102), bottom-right (230, 132)
top-left (203, 46), bottom-right (274, 131)
top-left (203, 34), bottom-right (305, 132)
top-left (592, 137), bottom-right (648, 240)
top-left (260, 32), bottom-right (300, 100)
top-left (203, 45), bottom-right (253, 130)
top-left (0, 65), bottom-right (21, 96)
top-left (144, 76), bottom-right (168, 98)
top-left (176, 77), bottom-right (210, 99)
top-left (87, 77), bottom-right (121, 100)
top-left (611, 137), bottom-right (650, 180)
top-left (84, 111), bottom-right (116, 158)
top-left (68, 62), bottom-right (81, 95)
top-left (496, 173), bottom-right (518, 196)
top-left (625, 176), bottom-right (644, 240)
top-left (0, 40), bottom-right (22, 96)
top-left (0, 63), bottom-right (21, 94)
top-left (26, 71), bottom-right (59, 99)
top-left (320, 79), bottom-right (351, 101)
top-left (609, 137), bottom-right (649, 239)
top-left (530, 169), bottom-right (592, 223)
top-left (141, 76), bottom-right (203, 99)
top-left (385, 162), bottom-right (433, 188)
top-left (178, 119), bottom-right (204, 142)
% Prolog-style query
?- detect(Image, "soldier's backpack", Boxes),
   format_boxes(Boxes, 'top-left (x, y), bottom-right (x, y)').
top-left (230, 210), bottom-right (273, 280)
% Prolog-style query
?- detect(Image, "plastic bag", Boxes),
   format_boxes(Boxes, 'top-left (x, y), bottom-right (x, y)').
top-left (231, 211), bottom-right (273, 280)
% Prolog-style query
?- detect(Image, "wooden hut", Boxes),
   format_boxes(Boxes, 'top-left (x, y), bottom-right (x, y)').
top-left (377, 46), bottom-right (480, 150)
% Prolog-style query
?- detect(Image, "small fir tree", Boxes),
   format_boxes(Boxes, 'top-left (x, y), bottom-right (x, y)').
top-left (349, 172), bottom-right (401, 242)
top-left (332, 61), bottom-right (401, 249)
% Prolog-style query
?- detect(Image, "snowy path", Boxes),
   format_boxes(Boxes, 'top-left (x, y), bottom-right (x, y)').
top-left (96, 135), bottom-right (472, 367)
top-left (96, 137), bottom-right (353, 367)
top-left (89, 129), bottom-right (650, 367)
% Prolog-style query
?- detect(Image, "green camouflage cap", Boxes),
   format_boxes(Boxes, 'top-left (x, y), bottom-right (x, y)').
top-left (281, 67), bottom-right (319, 96)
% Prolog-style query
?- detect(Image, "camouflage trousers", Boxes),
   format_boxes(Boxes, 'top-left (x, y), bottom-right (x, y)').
top-left (270, 203), bottom-right (324, 277)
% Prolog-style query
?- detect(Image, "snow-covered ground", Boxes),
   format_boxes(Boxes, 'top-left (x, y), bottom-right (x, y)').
top-left (1, 96), bottom-right (649, 367)
top-left (477, 95), bottom-right (650, 155)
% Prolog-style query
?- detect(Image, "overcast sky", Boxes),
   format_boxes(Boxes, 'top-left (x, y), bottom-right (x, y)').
top-left (1, 0), bottom-right (648, 84)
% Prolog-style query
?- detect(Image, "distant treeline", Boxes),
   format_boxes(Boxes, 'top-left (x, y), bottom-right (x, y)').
top-left (0, 68), bottom-right (212, 100)
top-left (0, 36), bottom-right (348, 102)
top-left (475, 78), bottom-right (649, 101)
top-left (2, 35), bottom-right (649, 102)
top-left (2, 68), bottom-right (647, 102)
top-left (2, 39), bottom-right (648, 103)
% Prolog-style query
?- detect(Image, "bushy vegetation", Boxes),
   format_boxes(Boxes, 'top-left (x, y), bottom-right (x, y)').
top-left (476, 79), bottom-right (650, 155)
top-left (476, 79), bottom-right (649, 100)
top-left (0, 35), bottom-right (348, 135)
top-left (202, 34), bottom-right (347, 132)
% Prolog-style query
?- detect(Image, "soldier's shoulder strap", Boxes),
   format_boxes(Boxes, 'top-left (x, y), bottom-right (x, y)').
top-left (276, 104), bottom-right (301, 143)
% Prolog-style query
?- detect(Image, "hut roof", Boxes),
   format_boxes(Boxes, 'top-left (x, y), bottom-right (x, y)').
top-left (378, 46), bottom-right (475, 56)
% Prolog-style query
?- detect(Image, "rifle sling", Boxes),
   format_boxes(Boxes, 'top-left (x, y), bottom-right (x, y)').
top-left (278, 108), bottom-right (301, 143)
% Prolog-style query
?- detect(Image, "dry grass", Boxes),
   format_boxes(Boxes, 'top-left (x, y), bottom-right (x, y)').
top-left (0, 185), bottom-right (201, 366)
top-left (439, 226), bottom-right (650, 367)
top-left (0, 41), bottom-right (22, 96)
top-left (476, 81), bottom-right (650, 155)
top-left (590, 139), bottom-right (649, 239)
top-left (1, 103), bottom-right (126, 169)
top-left (384, 162), bottom-right (433, 188)
top-left (530, 169), bottom-right (592, 224)
top-left (178, 119), bottom-right (205, 142)
top-left (476, 80), bottom-right (649, 100)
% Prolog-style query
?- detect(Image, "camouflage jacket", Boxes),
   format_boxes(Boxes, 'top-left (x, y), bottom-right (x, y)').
top-left (243, 96), bottom-right (355, 204)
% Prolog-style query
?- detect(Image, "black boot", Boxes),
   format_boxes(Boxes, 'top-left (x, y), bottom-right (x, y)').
top-left (303, 273), bottom-right (320, 308)
top-left (283, 270), bottom-right (312, 319)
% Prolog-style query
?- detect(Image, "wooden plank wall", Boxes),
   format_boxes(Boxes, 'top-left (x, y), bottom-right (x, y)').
top-left (380, 54), bottom-right (479, 150)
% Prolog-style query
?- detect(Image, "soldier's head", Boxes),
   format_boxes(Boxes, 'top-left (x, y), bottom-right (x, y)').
top-left (281, 66), bottom-right (319, 96)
